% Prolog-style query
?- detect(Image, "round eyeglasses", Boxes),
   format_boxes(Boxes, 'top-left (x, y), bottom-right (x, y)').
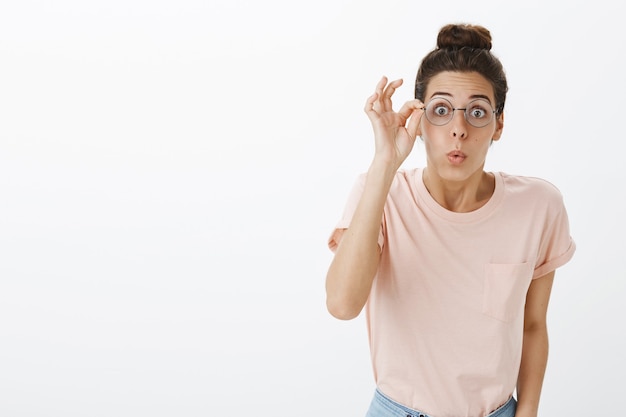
top-left (422, 97), bottom-right (496, 128)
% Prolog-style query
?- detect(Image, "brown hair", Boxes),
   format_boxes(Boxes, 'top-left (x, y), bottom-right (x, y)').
top-left (414, 24), bottom-right (508, 115)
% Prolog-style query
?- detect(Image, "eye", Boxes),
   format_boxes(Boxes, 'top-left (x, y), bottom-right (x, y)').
top-left (434, 105), bottom-right (449, 116)
top-left (467, 100), bottom-right (493, 120)
top-left (469, 107), bottom-right (487, 119)
top-left (425, 98), bottom-right (454, 125)
top-left (429, 100), bottom-right (452, 117)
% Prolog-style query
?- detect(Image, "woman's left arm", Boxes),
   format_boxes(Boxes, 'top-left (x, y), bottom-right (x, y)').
top-left (515, 270), bottom-right (555, 417)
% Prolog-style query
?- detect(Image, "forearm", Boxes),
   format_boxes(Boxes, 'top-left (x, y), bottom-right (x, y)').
top-left (516, 325), bottom-right (549, 417)
top-left (325, 158), bottom-right (397, 320)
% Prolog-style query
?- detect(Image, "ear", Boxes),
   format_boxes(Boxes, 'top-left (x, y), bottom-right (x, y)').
top-left (491, 112), bottom-right (504, 142)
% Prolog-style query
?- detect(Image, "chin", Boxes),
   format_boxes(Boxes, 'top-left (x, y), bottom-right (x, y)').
top-left (436, 165), bottom-right (482, 182)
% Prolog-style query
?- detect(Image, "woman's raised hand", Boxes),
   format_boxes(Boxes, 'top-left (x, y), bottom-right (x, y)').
top-left (364, 76), bottom-right (424, 170)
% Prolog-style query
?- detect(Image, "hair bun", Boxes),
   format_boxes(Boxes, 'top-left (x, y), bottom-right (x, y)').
top-left (436, 24), bottom-right (492, 51)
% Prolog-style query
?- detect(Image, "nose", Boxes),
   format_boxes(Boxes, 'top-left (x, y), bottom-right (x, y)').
top-left (450, 110), bottom-right (467, 139)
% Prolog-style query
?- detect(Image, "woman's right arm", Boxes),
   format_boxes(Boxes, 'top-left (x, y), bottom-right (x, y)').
top-left (325, 160), bottom-right (396, 320)
top-left (325, 77), bottom-right (423, 320)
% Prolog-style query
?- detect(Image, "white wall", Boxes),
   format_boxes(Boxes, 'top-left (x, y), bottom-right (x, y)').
top-left (1, 0), bottom-right (623, 415)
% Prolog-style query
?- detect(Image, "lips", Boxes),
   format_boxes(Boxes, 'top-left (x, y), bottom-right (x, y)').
top-left (447, 150), bottom-right (466, 165)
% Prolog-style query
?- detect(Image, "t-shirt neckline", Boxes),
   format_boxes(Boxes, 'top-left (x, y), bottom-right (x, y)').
top-left (412, 167), bottom-right (504, 223)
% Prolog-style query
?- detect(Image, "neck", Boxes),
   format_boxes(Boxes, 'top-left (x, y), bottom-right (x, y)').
top-left (422, 168), bottom-right (495, 213)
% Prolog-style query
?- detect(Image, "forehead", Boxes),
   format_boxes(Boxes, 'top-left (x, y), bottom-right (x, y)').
top-left (424, 71), bottom-right (495, 104)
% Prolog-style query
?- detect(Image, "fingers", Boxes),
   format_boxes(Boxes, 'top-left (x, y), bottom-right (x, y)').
top-left (374, 76), bottom-right (388, 95)
top-left (397, 99), bottom-right (423, 119)
top-left (381, 78), bottom-right (403, 109)
top-left (398, 100), bottom-right (424, 138)
top-left (364, 91), bottom-right (380, 122)
top-left (377, 77), bottom-right (402, 113)
top-left (365, 76), bottom-right (404, 117)
top-left (406, 108), bottom-right (424, 138)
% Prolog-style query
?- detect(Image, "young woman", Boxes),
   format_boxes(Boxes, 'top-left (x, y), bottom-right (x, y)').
top-left (325, 24), bottom-right (576, 417)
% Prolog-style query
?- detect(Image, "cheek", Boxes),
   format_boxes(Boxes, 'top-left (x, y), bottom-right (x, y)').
top-left (474, 126), bottom-right (497, 144)
top-left (420, 123), bottom-right (439, 141)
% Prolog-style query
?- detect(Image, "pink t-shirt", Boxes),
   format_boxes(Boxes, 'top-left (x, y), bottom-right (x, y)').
top-left (328, 168), bottom-right (576, 417)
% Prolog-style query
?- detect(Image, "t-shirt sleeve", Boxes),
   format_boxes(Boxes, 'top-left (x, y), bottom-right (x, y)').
top-left (327, 173), bottom-right (385, 253)
top-left (532, 187), bottom-right (576, 279)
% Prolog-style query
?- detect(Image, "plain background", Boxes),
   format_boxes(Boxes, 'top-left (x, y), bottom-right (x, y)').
top-left (1, 0), bottom-right (624, 415)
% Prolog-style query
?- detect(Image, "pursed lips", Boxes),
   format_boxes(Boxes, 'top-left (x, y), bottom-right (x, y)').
top-left (447, 150), bottom-right (467, 164)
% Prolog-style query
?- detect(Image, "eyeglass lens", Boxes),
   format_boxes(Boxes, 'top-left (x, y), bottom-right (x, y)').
top-left (424, 97), bottom-right (494, 128)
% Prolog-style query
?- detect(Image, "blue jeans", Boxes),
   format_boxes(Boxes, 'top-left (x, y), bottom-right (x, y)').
top-left (365, 388), bottom-right (517, 417)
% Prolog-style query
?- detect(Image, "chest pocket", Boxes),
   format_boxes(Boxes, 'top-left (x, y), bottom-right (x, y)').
top-left (482, 262), bottom-right (533, 322)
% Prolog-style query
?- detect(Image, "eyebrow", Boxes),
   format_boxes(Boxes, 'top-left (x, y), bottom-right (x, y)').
top-left (429, 91), bottom-right (493, 104)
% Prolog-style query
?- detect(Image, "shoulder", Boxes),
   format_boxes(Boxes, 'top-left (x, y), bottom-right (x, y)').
top-left (387, 168), bottom-right (421, 200)
top-left (350, 169), bottom-right (420, 208)
top-left (392, 168), bottom-right (420, 187)
top-left (498, 172), bottom-right (567, 214)
top-left (499, 172), bottom-right (564, 201)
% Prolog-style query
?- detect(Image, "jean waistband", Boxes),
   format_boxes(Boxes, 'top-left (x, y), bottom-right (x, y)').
top-left (373, 388), bottom-right (516, 417)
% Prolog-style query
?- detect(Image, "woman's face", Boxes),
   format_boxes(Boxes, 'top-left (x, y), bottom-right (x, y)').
top-left (418, 71), bottom-right (504, 183)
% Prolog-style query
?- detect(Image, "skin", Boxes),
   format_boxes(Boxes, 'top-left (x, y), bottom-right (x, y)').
top-left (419, 71), bottom-right (503, 212)
top-left (325, 71), bottom-right (554, 417)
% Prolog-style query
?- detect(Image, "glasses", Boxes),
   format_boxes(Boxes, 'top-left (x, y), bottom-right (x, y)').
top-left (422, 97), bottom-right (496, 128)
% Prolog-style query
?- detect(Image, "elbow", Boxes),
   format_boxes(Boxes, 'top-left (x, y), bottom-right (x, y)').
top-left (326, 296), bottom-right (362, 321)
top-left (325, 260), bottom-right (373, 321)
